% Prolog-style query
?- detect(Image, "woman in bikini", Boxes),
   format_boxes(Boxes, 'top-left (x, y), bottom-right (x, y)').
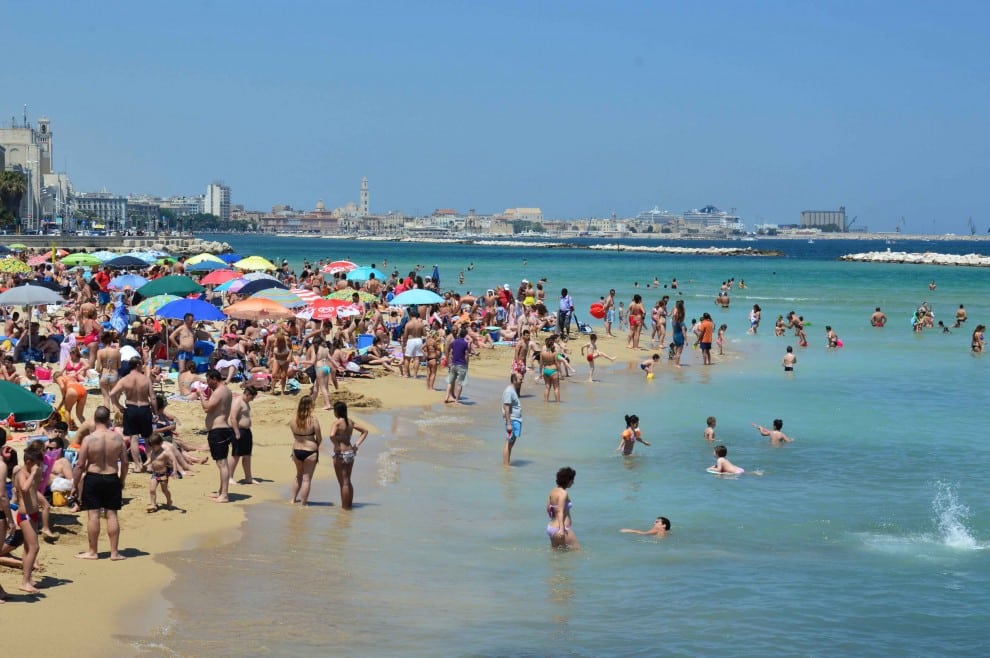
top-left (289, 395), bottom-right (322, 505)
top-left (539, 335), bottom-right (562, 403)
top-left (55, 347), bottom-right (89, 429)
top-left (671, 299), bottom-right (687, 368)
top-left (547, 466), bottom-right (578, 550)
top-left (271, 330), bottom-right (291, 395)
top-left (311, 336), bottom-right (337, 409)
top-left (327, 401), bottom-right (369, 510)
top-left (626, 294), bottom-right (646, 350)
top-left (424, 331), bottom-right (441, 391)
top-left (95, 331), bottom-right (121, 409)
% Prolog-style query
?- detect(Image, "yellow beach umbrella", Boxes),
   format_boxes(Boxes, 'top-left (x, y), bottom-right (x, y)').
top-left (0, 257), bottom-right (31, 274)
top-left (185, 252), bottom-right (225, 266)
top-left (233, 255), bottom-right (277, 271)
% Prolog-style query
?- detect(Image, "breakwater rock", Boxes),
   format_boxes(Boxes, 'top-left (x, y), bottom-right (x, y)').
top-left (839, 251), bottom-right (990, 267)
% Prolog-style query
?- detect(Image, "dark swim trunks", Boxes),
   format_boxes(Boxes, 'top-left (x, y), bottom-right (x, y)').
top-left (231, 428), bottom-right (253, 457)
top-left (699, 342), bottom-right (712, 351)
top-left (81, 472), bottom-right (123, 511)
top-left (123, 404), bottom-right (154, 438)
top-left (207, 427), bottom-right (236, 461)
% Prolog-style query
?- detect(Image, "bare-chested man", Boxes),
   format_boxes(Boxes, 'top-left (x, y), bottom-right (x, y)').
top-left (870, 307), bottom-right (887, 327)
top-left (228, 386), bottom-right (260, 485)
top-left (72, 406), bottom-right (128, 561)
top-left (511, 329), bottom-right (531, 394)
top-left (401, 308), bottom-right (426, 379)
top-left (753, 419), bottom-right (795, 446)
top-left (202, 369), bottom-right (234, 503)
top-left (110, 356), bottom-right (157, 471)
top-left (170, 313), bottom-right (197, 374)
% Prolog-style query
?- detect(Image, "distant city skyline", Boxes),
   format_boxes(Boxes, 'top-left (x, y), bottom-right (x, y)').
top-left (5, 1), bottom-right (989, 233)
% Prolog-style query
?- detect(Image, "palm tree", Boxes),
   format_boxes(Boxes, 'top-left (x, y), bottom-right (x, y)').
top-left (0, 170), bottom-right (27, 219)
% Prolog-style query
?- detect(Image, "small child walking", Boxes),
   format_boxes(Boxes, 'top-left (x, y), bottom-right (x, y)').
top-left (146, 435), bottom-right (176, 512)
top-left (717, 324), bottom-right (727, 356)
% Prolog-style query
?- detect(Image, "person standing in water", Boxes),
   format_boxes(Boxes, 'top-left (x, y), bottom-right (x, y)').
top-left (547, 467), bottom-right (579, 550)
top-left (502, 373), bottom-right (523, 467)
top-left (753, 419), bottom-right (795, 446)
top-left (616, 414), bottom-right (651, 456)
top-left (328, 401), bottom-right (369, 510)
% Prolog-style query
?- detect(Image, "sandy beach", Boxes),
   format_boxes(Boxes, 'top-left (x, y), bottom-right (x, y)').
top-left (2, 327), bottom-right (640, 656)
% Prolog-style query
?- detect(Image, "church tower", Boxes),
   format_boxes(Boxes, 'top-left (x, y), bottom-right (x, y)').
top-left (36, 117), bottom-right (52, 175)
top-left (360, 177), bottom-right (369, 216)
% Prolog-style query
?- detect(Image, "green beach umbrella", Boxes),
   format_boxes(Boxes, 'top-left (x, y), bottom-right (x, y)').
top-left (61, 253), bottom-right (102, 267)
top-left (136, 275), bottom-right (204, 299)
top-left (132, 294), bottom-right (180, 316)
top-left (7, 243), bottom-right (28, 251)
top-left (327, 289), bottom-right (379, 303)
top-left (0, 380), bottom-right (54, 422)
top-left (157, 257), bottom-right (178, 265)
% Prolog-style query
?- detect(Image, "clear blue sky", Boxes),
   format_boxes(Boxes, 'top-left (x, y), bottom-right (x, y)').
top-left (5, 1), bottom-right (988, 231)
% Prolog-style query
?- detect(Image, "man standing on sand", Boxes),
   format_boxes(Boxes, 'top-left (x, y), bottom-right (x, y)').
top-left (502, 373), bottom-right (523, 467)
top-left (445, 327), bottom-right (470, 404)
top-left (602, 289), bottom-right (616, 337)
top-left (170, 313), bottom-right (197, 375)
top-left (202, 369), bottom-right (234, 503)
top-left (401, 308), bottom-right (426, 379)
top-left (753, 419), bottom-right (795, 446)
top-left (698, 313), bottom-right (715, 365)
top-left (228, 386), bottom-right (260, 486)
top-left (109, 356), bottom-right (157, 471)
top-left (72, 406), bottom-right (128, 561)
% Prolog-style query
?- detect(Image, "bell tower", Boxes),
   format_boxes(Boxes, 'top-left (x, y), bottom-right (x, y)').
top-left (360, 177), bottom-right (369, 216)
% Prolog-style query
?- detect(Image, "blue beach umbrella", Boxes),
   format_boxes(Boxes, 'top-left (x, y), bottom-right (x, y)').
top-left (125, 251), bottom-right (159, 264)
top-left (156, 298), bottom-right (227, 321)
top-left (346, 266), bottom-right (386, 282)
top-left (109, 273), bottom-right (149, 290)
top-left (215, 278), bottom-right (247, 293)
top-left (390, 289), bottom-right (444, 306)
top-left (218, 253), bottom-right (242, 264)
top-left (105, 255), bottom-right (151, 269)
top-left (185, 260), bottom-right (228, 273)
top-left (238, 278), bottom-right (288, 297)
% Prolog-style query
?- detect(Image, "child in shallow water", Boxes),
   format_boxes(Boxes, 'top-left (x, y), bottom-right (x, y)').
top-left (711, 444), bottom-right (743, 474)
top-left (616, 414), bottom-right (650, 456)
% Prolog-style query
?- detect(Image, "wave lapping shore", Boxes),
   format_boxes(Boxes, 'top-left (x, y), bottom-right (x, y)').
top-left (839, 250), bottom-right (990, 267)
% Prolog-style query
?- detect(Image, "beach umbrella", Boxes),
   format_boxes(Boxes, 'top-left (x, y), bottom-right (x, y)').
top-left (23, 279), bottom-right (64, 293)
top-left (289, 287), bottom-right (322, 304)
top-left (136, 275), bottom-right (204, 299)
top-left (0, 258), bottom-right (32, 274)
top-left (327, 288), bottom-right (378, 303)
top-left (0, 284), bottom-right (65, 306)
top-left (299, 298), bottom-right (348, 321)
top-left (200, 269), bottom-right (239, 286)
top-left (90, 250), bottom-right (117, 262)
top-left (336, 303), bottom-right (362, 318)
top-left (242, 271), bottom-right (280, 282)
top-left (390, 289), bottom-right (444, 306)
top-left (109, 274), bottom-right (149, 290)
top-left (215, 278), bottom-right (247, 293)
top-left (322, 260), bottom-right (357, 274)
top-left (105, 255), bottom-right (150, 269)
top-left (234, 255), bottom-right (277, 271)
top-left (237, 278), bottom-right (288, 297)
top-left (185, 252), bottom-right (225, 266)
top-left (0, 244), bottom-right (10, 255)
top-left (345, 266), bottom-right (386, 282)
top-left (124, 251), bottom-right (159, 264)
top-left (218, 253), bottom-right (242, 264)
top-left (7, 243), bottom-right (27, 251)
top-left (0, 380), bottom-right (54, 422)
top-left (157, 298), bottom-right (227, 321)
top-left (223, 298), bottom-right (296, 321)
top-left (185, 260), bottom-right (228, 273)
top-left (157, 257), bottom-right (178, 265)
top-left (249, 288), bottom-right (306, 308)
top-left (132, 294), bottom-right (180, 316)
top-left (28, 252), bottom-right (63, 266)
top-left (61, 253), bottom-right (101, 267)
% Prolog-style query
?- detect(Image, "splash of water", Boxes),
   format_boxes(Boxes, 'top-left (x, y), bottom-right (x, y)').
top-left (932, 481), bottom-right (978, 549)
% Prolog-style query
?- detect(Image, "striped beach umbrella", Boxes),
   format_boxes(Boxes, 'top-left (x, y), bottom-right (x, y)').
top-left (250, 288), bottom-right (306, 308)
top-left (290, 287), bottom-right (322, 304)
top-left (215, 278), bottom-right (247, 293)
top-left (132, 294), bottom-right (180, 316)
top-left (322, 260), bottom-right (358, 274)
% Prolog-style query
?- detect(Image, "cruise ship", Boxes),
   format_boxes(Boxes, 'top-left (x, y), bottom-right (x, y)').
top-left (682, 205), bottom-right (744, 231)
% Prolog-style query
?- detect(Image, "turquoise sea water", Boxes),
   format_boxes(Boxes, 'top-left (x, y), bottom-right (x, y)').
top-left (135, 236), bottom-right (989, 657)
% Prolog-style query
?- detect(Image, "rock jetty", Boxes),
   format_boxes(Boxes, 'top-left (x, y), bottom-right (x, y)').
top-left (589, 244), bottom-right (782, 256)
top-left (839, 251), bottom-right (990, 267)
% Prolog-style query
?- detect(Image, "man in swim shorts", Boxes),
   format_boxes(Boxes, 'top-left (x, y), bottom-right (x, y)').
top-left (698, 313), bottom-right (714, 365)
top-left (110, 356), bottom-right (158, 472)
top-left (72, 406), bottom-right (128, 561)
top-left (511, 330), bottom-right (531, 394)
top-left (401, 308), bottom-right (426, 379)
top-left (228, 386), bottom-right (260, 485)
top-left (170, 313), bottom-right (197, 375)
top-left (602, 289), bottom-right (616, 337)
top-left (202, 369), bottom-right (234, 503)
top-left (502, 373), bottom-right (523, 467)
top-left (444, 327), bottom-right (470, 404)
